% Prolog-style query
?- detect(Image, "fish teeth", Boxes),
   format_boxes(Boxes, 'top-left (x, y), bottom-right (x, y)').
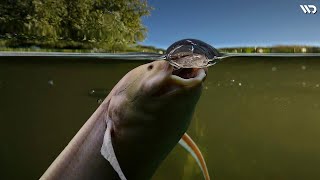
top-left (171, 69), bottom-right (206, 87)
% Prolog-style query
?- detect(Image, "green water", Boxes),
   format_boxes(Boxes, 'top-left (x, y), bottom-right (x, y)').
top-left (1, 55), bottom-right (320, 179)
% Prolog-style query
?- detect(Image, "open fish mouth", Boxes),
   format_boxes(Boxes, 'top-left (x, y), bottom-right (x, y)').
top-left (152, 65), bottom-right (207, 97)
top-left (171, 68), bottom-right (207, 87)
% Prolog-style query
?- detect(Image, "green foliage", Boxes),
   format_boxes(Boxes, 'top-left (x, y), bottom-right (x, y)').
top-left (0, 0), bottom-right (31, 33)
top-left (0, 0), bottom-right (152, 51)
top-left (244, 48), bottom-right (254, 53)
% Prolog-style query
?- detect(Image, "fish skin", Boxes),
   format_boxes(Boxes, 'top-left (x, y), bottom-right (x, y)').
top-left (40, 60), bottom-right (206, 180)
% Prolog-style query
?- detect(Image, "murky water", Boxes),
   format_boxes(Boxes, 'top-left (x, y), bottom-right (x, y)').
top-left (1, 55), bottom-right (320, 180)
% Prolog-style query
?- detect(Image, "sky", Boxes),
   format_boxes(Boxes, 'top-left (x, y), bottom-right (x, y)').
top-left (142, 0), bottom-right (320, 49)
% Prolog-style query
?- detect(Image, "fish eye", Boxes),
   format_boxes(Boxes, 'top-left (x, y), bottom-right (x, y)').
top-left (148, 64), bottom-right (153, 70)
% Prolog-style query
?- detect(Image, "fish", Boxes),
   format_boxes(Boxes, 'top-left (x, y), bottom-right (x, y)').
top-left (40, 60), bottom-right (209, 180)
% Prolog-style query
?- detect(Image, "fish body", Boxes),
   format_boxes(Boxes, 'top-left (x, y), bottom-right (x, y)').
top-left (41, 60), bottom-right (208, 180)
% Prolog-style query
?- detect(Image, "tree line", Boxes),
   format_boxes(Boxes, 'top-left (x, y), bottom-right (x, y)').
top-left (0, 0), bottom-right (152, 51)
top-left (220, 46), bottom-right (320, 53)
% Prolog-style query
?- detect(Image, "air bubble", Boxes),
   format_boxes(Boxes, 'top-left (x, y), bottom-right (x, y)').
top-left (48, 80), bottom-right (54, 86)
top-left (165, 39), bottom-right (221, 68)
top-left (97, 99), bottom-right (103, 104)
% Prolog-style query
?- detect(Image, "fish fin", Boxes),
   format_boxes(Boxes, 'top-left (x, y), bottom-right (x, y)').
top-left (179, 133), bottom-right (211, 180)
top-left (101, 119), bottom-right (127, 180)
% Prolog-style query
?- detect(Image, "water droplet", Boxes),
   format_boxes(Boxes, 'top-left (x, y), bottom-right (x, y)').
top-left (165, 39), bottom-right (221, 68)
top-left (48, 80), bottom-right (54, 86)
top-left (271, 67), bottom-right (277, 71)
top-left (301, 65), bottom-right (307, 70)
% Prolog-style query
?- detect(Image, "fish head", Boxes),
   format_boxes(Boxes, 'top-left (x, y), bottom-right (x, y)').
top-left (121, 60), bottom-right (207, 108)
top-left (128, 60), bottom-right (206, 96)
top-left (111, 60), bottom-right (207, 138)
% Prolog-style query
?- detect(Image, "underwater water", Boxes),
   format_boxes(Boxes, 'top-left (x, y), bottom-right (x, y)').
top-left (1, 54), bottom-right (320, 180)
